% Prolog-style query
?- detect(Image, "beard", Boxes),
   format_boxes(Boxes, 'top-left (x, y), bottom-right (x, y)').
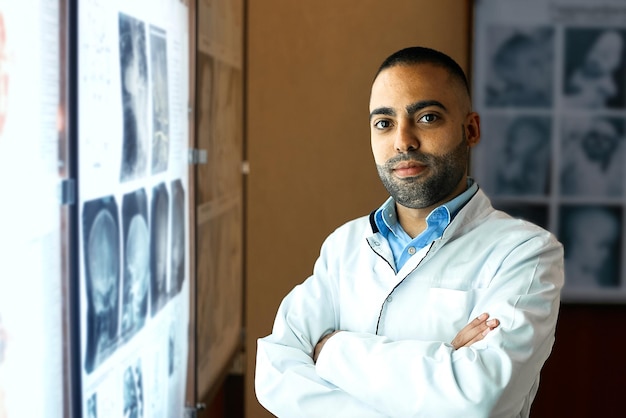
top-left (376, 130), bottom-right (469, 209)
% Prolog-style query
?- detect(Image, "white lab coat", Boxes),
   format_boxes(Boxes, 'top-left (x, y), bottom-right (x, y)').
top-left (256, 189), bottom-right (564, 417)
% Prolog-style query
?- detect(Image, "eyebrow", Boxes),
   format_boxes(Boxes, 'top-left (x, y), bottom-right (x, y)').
top-left (369, 100), bottom-right (447, 122)
top-left (369, 107), bottom-right (395, 122)
top-left (406, 100), bottom-right (447, 115)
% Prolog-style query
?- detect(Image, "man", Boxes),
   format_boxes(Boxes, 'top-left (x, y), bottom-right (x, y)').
top-left (486, 29), bottom-right (554, 108)
top-left (560, 116), bottom-right (623, 197)
top-left (561, 206), bottom-right (620, 288)
top-left (494, 116), bottom-right (551, 196)
top-left (256, 46), bottom-right (563, 417)
top-left (563, 30), bottom-right (624, 109)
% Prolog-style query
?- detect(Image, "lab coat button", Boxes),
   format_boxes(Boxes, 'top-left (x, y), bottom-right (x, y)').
top-left (386, 296), bottom-right (393, 302)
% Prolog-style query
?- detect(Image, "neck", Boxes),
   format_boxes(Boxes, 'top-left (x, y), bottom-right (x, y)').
top-left (396, 175), bottom-right (468, 238)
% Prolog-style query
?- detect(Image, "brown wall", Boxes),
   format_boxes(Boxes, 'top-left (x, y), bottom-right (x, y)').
top-left (245, 1), bottom-right (470, 416)
top-left (243, 2), bottom-right (626, 418)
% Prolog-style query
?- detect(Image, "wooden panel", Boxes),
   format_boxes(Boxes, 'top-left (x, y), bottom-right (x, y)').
top-left (186, 0), bottom-right (197, 409)
top-left (195, 0), bottom-right (244, 401)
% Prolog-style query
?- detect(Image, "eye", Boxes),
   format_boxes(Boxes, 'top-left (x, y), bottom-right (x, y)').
top-left (373, 119), bottom-right (392, 130)
top-left (418, 113), bottom-right (438, 123)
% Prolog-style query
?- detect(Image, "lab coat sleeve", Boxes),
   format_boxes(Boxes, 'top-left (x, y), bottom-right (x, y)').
top-left (315, 233), bottom-right (564, 417)
top-left (255, 240), bottom-right (386, 417)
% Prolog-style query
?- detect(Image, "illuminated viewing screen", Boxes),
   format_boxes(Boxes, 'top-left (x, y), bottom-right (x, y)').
top-left (77, 0), bottom-right (191, 416)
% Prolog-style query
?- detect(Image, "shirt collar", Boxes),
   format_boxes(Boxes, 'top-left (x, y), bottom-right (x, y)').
top-left (374, 178), bottom-right (477, 237)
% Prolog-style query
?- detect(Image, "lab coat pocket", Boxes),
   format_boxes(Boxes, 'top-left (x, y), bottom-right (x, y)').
top-left (422, 287), bottom-right (474, 342)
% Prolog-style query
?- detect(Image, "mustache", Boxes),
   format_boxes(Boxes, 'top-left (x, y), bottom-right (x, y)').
top-left (381, 151), bottom-right (433, 169)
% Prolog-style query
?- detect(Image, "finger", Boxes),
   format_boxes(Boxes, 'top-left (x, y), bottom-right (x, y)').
top-left (451, 316), bottom-right (500, 349)
top-left (451, 327), bottom-right (485, 349)
top-left (460, 327), bottom-right (493, 347)
top-left (469, 313), bottom-right (489, 328)
top-left (462, 319), bottom-right (501, 347)
top-left (454, 313), bottom-right (490, 342)
top-left (486, 318), bottom-right (500, 329)
top-left (466, 314), bottom-right (500, 333)
top-left (455, 325), bottom-right (488, 347)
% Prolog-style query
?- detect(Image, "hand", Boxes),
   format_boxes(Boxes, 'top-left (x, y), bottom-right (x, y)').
top-left (450, 313), bottom-right (499, 350)
top-left (313, 330), bottom-right (340, 363)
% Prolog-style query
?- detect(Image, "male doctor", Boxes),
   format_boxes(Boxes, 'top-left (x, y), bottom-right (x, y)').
top-left (255, 46), bottom-right (564, 417)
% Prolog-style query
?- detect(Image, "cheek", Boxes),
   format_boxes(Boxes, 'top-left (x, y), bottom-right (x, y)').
top-left (371, 139), bottom-right (391, 165)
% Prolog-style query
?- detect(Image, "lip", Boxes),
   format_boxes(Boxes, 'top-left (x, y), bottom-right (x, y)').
top-left (392, 161), bottom-right (426, 177)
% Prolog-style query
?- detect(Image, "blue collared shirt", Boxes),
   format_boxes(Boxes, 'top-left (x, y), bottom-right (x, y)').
top-left (374, 178), bottom-right (478, 271)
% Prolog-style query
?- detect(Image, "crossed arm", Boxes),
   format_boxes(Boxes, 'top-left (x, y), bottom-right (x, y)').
top-left (313, 312), bottom-right (500, 362)
top-left (256, 306), bottom-right (510, 417)
top-left (256, 222), bottom-right (563, 417)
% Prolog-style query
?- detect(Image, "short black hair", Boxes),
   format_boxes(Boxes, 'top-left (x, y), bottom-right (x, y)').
top-left (375, 46), bottom-right (470, 97)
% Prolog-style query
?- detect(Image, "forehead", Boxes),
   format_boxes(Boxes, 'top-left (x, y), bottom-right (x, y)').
top-left (369, 63), bottom-right (467, 112)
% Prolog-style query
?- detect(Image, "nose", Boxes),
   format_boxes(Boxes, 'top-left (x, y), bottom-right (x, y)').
top-left (394, 121), bottom-right (419, 153)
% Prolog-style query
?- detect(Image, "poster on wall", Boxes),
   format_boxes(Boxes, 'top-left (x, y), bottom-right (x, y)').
top-left (78, 0), bottom-right (190, 416)
top-left (472, 0), bottom-right (626, 302)
top-left (0, 0), bottom-right (65, 417)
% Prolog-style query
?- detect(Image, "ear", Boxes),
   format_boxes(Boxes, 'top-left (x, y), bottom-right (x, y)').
top-left (464, 112), bottom-right (481, 147)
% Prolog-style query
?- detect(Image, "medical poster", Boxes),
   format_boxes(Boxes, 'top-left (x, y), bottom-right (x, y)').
top-left (472, 0), bottom-right (626, 302)
top-left (78, 0), bottom-right (190, 416)
top-left (0, 0), bottom-right (65, 417)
